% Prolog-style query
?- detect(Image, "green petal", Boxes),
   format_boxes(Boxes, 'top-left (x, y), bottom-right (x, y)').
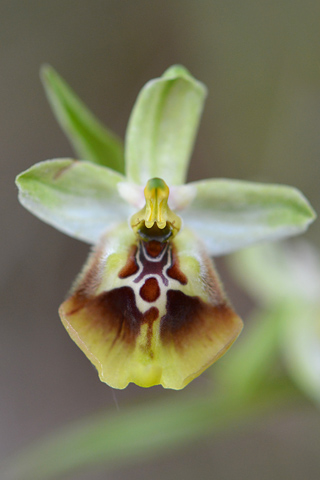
top-left (182, 179), bottom-right (316, 256)
top-left (16, 159), bottom-right (130, 243)
top-left (125, 65), bottom-right (207, 186)
top-left (41, 65), bottom-right (125, 173)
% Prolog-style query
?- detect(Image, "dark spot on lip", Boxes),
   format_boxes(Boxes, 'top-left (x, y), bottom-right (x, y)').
top-left (142, 306), bottom-right (159, 325)
top-left (139, 277), bottom-right (161, 302)
top-left (160, 290), bottom-right (236, 350)
top-left (90, 287), bottom-right (141, 344)
top-left (134, 242), bottom-right (170, 286)
top-left (118, 245), bottom-right (139, 279)
top-left (141, 306), bottom-right (159, 358)
top-left (144, 240), bottom-right (166, 258)
top-left (160, 290), bottom-right (203, 340)
top-left (67, 286), bottom-right (159, 351)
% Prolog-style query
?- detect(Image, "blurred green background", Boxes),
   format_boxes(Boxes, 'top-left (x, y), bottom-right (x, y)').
top-left (1, 1), bottom-right (320, 479)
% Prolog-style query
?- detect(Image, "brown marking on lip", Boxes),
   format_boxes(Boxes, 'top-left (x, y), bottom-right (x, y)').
top-left (139, 277), bottom-right (161, 302)
top-left (75, 287), bottom-right (142, 346)
top-left (141, 306), bottom-right (159, 358)
top-left (134, 242), bottom-right (170, 286)
top-left (160, 290), bottom-right (237, 350)
top-left (166, 246), bottom-right (188, 285)
top-left (65, 286), bottom-right (159, 351)
top-left (142, 306), bottom-right (159, 325)
top-left (118, 245), bottom-right (139, 279)
top-left (144, 240), bottom-right (166, 258)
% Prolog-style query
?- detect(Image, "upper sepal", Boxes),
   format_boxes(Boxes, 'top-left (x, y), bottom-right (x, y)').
top-left (125, 65), bottom-right (207, 186)
top-left (59, 224), bottom-right (243, 389)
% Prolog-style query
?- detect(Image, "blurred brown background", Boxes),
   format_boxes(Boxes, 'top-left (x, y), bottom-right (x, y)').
top-left (1, 1), bottom-right (320, 479)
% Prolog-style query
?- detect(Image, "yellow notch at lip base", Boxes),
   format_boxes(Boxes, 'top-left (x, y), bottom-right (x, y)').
top-left (131, 178), bottom-right (182, 240)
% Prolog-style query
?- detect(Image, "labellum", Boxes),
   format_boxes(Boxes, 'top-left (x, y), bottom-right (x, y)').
top-left (59, 178), bottom-right (243, 389)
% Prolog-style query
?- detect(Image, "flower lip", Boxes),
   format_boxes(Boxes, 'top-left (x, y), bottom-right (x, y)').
top-left (130, 177), bottom-right (182, 241)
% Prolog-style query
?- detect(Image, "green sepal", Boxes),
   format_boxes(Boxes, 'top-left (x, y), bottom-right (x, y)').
top-left (181, 178), bottom-right (316, 256)
top-left (125, 65), bottom-right (207, 186)
top-left (41, 65), bottom-right (125, 173)
top-left (16, 159), bottom-right (130, 244)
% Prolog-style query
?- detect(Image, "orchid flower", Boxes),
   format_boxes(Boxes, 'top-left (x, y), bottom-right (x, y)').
top-left (16, 65), bottom-right (315, 390)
